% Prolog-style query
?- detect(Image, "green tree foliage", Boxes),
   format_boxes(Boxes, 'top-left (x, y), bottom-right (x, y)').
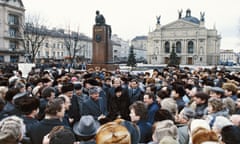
top-left (127, 45), bottom-right (137, 67)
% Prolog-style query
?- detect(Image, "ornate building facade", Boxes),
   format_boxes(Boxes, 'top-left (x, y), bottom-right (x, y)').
top-left (0, 0), bottom-right (25, 62)
top-left (147, 9), bottom-right (221, 65)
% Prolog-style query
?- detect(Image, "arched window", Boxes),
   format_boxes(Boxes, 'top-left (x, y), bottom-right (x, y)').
top-left (188, 41), bottom-right (194, 53)
top-left (165, 42), bottom-right (170, 53)
top-left (176, 41), bottom-right (181, 53)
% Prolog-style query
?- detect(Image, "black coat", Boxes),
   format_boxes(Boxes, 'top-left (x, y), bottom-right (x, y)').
top-left (68, 95), bottom-right (81, 124)
top-left (28, 119), bottom-right (64, 144)
top-left (108, 94), bottom-right (130, 121)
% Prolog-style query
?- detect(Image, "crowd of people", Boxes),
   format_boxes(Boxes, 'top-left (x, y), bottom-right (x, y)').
top-left (0, 64), bottom-right (240, 144)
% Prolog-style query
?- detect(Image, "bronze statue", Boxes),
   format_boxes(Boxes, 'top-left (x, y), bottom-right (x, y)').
top-left (200, 12), bottom-right (205, 22)
top-left (156, 15), bottom-right (161, 24)
top-left (178, 9), bottom-right (183, 19)
top-left (95, 10), bottom-right (105, 26)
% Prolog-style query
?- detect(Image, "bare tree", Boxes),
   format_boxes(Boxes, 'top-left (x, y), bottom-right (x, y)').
top-left (63, 26), bottom-right (81, 67)
top-left (23, 14), bottom-right (48, 63)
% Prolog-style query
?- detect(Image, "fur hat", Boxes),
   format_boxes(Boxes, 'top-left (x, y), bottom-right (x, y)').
top-left (190, 119), bottom-right (210, 135)
top-left (192, 128), bottom-right (218, 144)
top-left (96, 121), bottom-right (131, 144)
top-left (222, 82), bottom-right (238, 94)
top-left (73, 82), bottom-right (82, 90)
top-left (61, 83), bottom-right (74, 94)
top-left (85, 78), bottom-right (99, 86)
top-left (0, 116), bottom-right (25, 143)
top-left (152, 120), bottom-right (178, 143)
top-left (73, 115), bottom-right (100, 137)
top-left (41, 77), bottom-right (52, 83)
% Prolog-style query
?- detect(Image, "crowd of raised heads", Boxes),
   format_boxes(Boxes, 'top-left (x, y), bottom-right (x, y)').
top-left (0, 65), bottom-right (240, 144)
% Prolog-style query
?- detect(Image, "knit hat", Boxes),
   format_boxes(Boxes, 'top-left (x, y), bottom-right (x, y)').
top-left (0, 116), bottom-right (25, 143)
top-left (88, 86), bottom-right (100, 95)
top-left (73, 115), bottom-right (100, 137)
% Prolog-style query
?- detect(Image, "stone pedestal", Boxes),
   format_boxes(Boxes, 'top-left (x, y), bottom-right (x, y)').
top-left (90, 25), bottom-right (118, 71)
top-left (86, 64), bottom-right (119, 72)
top-left (92, 25), bottom-right (113, 64)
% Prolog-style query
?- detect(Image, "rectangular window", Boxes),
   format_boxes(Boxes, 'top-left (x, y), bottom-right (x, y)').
top-left (9, 28), bottom-right (17, 37)
top-left (9, 41), bottom-right (17, 51)
top-left (0, 56), bottom-right (4, 62)
top-left (8, 14), bottom-right (18, 25)
top-left (45, 43), bottom-right (48, 48)
top-left (46, 51), bottom-right (49, 57)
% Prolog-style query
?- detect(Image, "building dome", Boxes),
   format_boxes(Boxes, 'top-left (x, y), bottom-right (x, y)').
top-left (182, 9), bottom-right (200, 24)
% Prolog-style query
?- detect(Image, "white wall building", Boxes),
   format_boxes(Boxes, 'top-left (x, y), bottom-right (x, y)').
top-left (147, 9), bottom-right (221, 65)
top-left (131, 36), bottom-right (147, 62)
top-left (220, 49), bottom-right (238, 65)
top-left (111, 34), bottom-right (129, 63)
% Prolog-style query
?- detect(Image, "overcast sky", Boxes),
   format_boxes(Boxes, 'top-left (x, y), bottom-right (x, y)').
top-left (22, 0), bottom-right (240, 52)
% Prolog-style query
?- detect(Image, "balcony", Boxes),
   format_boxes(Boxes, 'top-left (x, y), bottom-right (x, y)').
top-left (4, 33), bottom-right (23, 40)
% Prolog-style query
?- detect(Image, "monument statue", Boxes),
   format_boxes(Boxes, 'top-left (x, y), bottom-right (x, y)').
top-left (90, 10), bottom-right (118, 71)
top-left (156, 15), bottom-right (161, 24)
top-left (95, 10), bottom-right (112, 38)
top-left (95, 10), bottom-right (105, 26)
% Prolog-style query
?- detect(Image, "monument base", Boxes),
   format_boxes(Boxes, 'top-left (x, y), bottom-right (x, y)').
top-left (87, 64), bottom-right (119, 72)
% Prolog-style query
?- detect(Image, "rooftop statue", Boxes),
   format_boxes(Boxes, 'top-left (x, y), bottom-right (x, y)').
top-left (178, 9), bottom-right (183, 19)
top-left (156, 15), bottom-right (161, 24)
top-left (200, 12), bottom-right (205, 22)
